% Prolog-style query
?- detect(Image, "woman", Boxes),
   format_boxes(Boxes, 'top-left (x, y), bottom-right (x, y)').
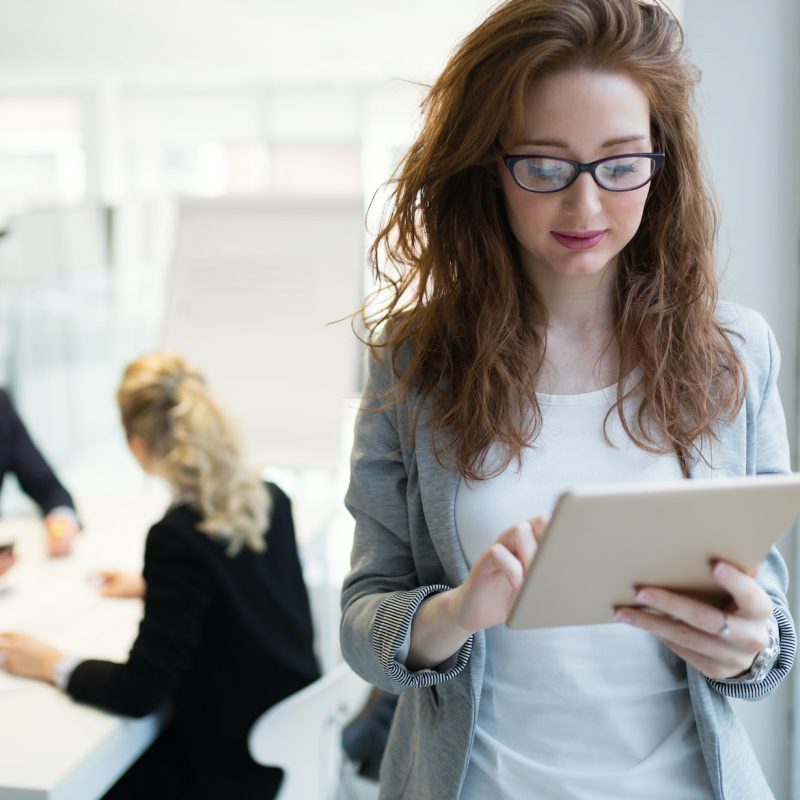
top-left (0, 352), bottom-right (319, 799)
top-left (340, 1), bottom-right (795, 799)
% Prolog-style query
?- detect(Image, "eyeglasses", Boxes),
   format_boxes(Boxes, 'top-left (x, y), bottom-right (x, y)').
top-left (502, 152), bottom-right (666, 193)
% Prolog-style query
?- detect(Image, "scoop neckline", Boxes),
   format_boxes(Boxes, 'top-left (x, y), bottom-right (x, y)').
top-left (535, 382), bottom-right (618, 406)
top-left (534, 367), bottom-right (641, 406)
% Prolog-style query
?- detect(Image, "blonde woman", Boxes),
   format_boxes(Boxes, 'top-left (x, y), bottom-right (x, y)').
top-left (0, 352), bottom-right (319, 799)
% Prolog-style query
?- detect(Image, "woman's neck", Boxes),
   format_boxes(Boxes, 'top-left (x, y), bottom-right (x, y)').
top-left (530, 260), bottom-right (616, 337)
top-left (530, 264), bottom-right (619, 394)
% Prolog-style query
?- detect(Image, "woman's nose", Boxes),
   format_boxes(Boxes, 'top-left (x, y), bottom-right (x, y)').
top-left (561, 172), bottom-right (603, 218)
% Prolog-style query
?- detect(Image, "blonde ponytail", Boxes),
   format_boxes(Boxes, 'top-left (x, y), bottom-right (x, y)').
top-left (118, 351), bottom-right (271, 555)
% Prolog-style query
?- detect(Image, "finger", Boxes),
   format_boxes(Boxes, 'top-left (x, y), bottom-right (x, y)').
top-left (85, 573), bottom-right (106, 589)
top-left (477, 543), bottom-right (524, 590)
top-left (657, 639), bottom-right (744, 681)
top-left (615, 607), bottom-right (741, 661)
top-left (498, 523), bottom-right (537, 571)
top-left (712, 561), bottom-right (773, 619)
top-left (528, 515), bottom-right (550, 543)
top-left (633, 586), bottom-right (731, 637)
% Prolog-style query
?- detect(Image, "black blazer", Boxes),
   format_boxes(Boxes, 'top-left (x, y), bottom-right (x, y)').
top-left (0, 389), bottom-right (75, 514)
top-left (68, 482), bottom-right (320, 799)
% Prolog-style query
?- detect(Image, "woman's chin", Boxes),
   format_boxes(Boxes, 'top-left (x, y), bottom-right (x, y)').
top-left (527, 252), bottom-right (617, 282)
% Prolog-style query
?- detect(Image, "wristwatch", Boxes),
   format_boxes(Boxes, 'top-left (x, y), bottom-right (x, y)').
top-left (724, 612), bottom-right (781, 684)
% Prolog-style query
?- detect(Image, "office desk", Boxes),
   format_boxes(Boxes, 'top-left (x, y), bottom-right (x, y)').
top-left (0, 490), bottom-right (170, 800)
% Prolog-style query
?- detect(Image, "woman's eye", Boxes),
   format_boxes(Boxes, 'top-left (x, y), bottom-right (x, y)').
top-left (529, 167), bottom-right (561, 178)
top-left (602, 162), bottom-right (637, 177)
top-left (526, 161), bottom-right (568, 179)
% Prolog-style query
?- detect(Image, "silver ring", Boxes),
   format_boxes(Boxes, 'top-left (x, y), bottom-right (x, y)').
top-left (718, 612), bottom-right (731, 638)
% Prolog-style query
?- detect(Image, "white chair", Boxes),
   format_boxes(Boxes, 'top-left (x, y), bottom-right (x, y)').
top-left (248, 662), bottom-right (371, 800)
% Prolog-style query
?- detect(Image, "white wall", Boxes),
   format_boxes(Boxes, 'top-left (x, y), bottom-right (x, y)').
top-left (685, 2), bottom-right (800, 798)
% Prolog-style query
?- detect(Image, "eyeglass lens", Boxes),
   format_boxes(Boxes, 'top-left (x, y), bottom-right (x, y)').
top-left (511, 155), bottom-right (658, 192)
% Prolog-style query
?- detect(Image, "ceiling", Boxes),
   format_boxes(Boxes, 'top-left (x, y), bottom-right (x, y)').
top-left (0, 0), bottom-right (495, 87)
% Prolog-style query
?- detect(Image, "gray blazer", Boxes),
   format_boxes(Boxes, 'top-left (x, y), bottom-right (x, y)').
top-left (341, 302), bottom-right (796, 800)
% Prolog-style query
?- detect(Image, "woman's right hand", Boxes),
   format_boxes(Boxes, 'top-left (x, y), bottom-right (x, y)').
top-left (94, 570), bottom-right (146, 599)
top-left (452, 516), bottom-right (548, 632)
top-left (406, 515), bottom-right (548, 671)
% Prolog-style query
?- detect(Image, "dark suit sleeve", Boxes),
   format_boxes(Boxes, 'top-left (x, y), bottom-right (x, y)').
top-left (67, 520), bottom-right (213, 717)
top-left (0, 389), bottom-right (75, 514)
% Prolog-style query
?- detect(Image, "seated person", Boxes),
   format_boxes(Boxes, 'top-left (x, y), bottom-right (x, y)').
top-left (342, 688), bottom-right (398, 781)
top-left (0, 351), bottom-right (320, 799)
top-left (0, 388), bottom-right (79, 557)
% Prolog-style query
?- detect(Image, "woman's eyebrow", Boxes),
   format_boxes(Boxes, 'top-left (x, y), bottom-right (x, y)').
top-left (514, 134), bottom-right (650, 148)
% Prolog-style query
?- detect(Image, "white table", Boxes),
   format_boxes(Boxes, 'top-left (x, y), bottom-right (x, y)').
top-left (0, 489), bottom-right (171, 800)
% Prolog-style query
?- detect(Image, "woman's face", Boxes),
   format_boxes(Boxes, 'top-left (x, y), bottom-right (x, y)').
top-left (499, 69), bottom-right (654, 289)
top-left (127, 433), bottom-right (154, 474)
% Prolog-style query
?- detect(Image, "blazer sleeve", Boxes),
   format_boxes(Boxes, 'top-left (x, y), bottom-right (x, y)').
top-left (340, 350), bottom-right (472, 694)
top-left (0, 389), bottom-right (75, 515)
top-left (67, 519), bottom-right (213, 717)
top-left (707, 320), bottom-right (796, 700)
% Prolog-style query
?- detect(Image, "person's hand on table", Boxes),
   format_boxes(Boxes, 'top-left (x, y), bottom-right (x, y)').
top-left (94, 570), bottom-right (146, 599)
top-left (0, 549), bottom-right (16, 576)
top-left (43, 511), bottom-right (80, 558)
top-left (615, 560), bottom-right (773, 680)
top-left (0, 632), bottom-right (63, 683)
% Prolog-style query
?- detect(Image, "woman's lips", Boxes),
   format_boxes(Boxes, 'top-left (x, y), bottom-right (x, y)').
top-left (551, 230), bottom-right (606, 250)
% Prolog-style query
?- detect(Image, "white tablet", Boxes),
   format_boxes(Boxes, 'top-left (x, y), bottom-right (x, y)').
top-left (506, 473), bottom-right (800, 630)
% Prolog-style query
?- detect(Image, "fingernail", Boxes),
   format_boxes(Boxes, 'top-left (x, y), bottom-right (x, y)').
top-left (714, 562), bottom-right (729, 580)
top-left (614, 610), bottom-right (633, 624)
top-left (635, 590), bottom-right (654, 605)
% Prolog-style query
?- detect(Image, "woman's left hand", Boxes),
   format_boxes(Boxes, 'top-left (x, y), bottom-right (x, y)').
top-left (0, 632), bottom-right (64, 683)
top-left (615, 561), bottom-right (773, 681)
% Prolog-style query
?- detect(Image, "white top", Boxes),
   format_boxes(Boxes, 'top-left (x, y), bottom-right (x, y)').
top-left (455, 384), bottom-right (714, 800)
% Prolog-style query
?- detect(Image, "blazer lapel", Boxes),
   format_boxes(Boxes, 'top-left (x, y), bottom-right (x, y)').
top-left (413, 409), bottom-right (471, 586)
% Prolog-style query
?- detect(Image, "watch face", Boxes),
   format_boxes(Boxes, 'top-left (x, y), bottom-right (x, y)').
top-left (751, 616), bottom-right (781, 680)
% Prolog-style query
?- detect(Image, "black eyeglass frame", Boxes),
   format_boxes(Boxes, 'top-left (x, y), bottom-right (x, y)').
top-left (502, 152), bottom-right (666, 193)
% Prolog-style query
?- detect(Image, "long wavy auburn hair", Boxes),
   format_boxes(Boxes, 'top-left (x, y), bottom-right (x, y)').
top-left (362, 0), bottom-right (746, 480)
top-left (118, 351), bottom-right (271, 556)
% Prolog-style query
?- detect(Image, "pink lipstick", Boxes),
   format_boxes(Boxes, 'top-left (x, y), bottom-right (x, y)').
top-left (551, 230), bottom-right (606, 250)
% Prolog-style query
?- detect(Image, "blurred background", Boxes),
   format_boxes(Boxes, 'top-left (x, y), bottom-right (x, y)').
top-left (0, 0), bottom-right (797, 796)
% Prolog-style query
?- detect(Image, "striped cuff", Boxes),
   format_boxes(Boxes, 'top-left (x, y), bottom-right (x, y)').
top-left (372, 584), bottom-right (473, 688)
top-left (707, 606), bottom-right (796, 700)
